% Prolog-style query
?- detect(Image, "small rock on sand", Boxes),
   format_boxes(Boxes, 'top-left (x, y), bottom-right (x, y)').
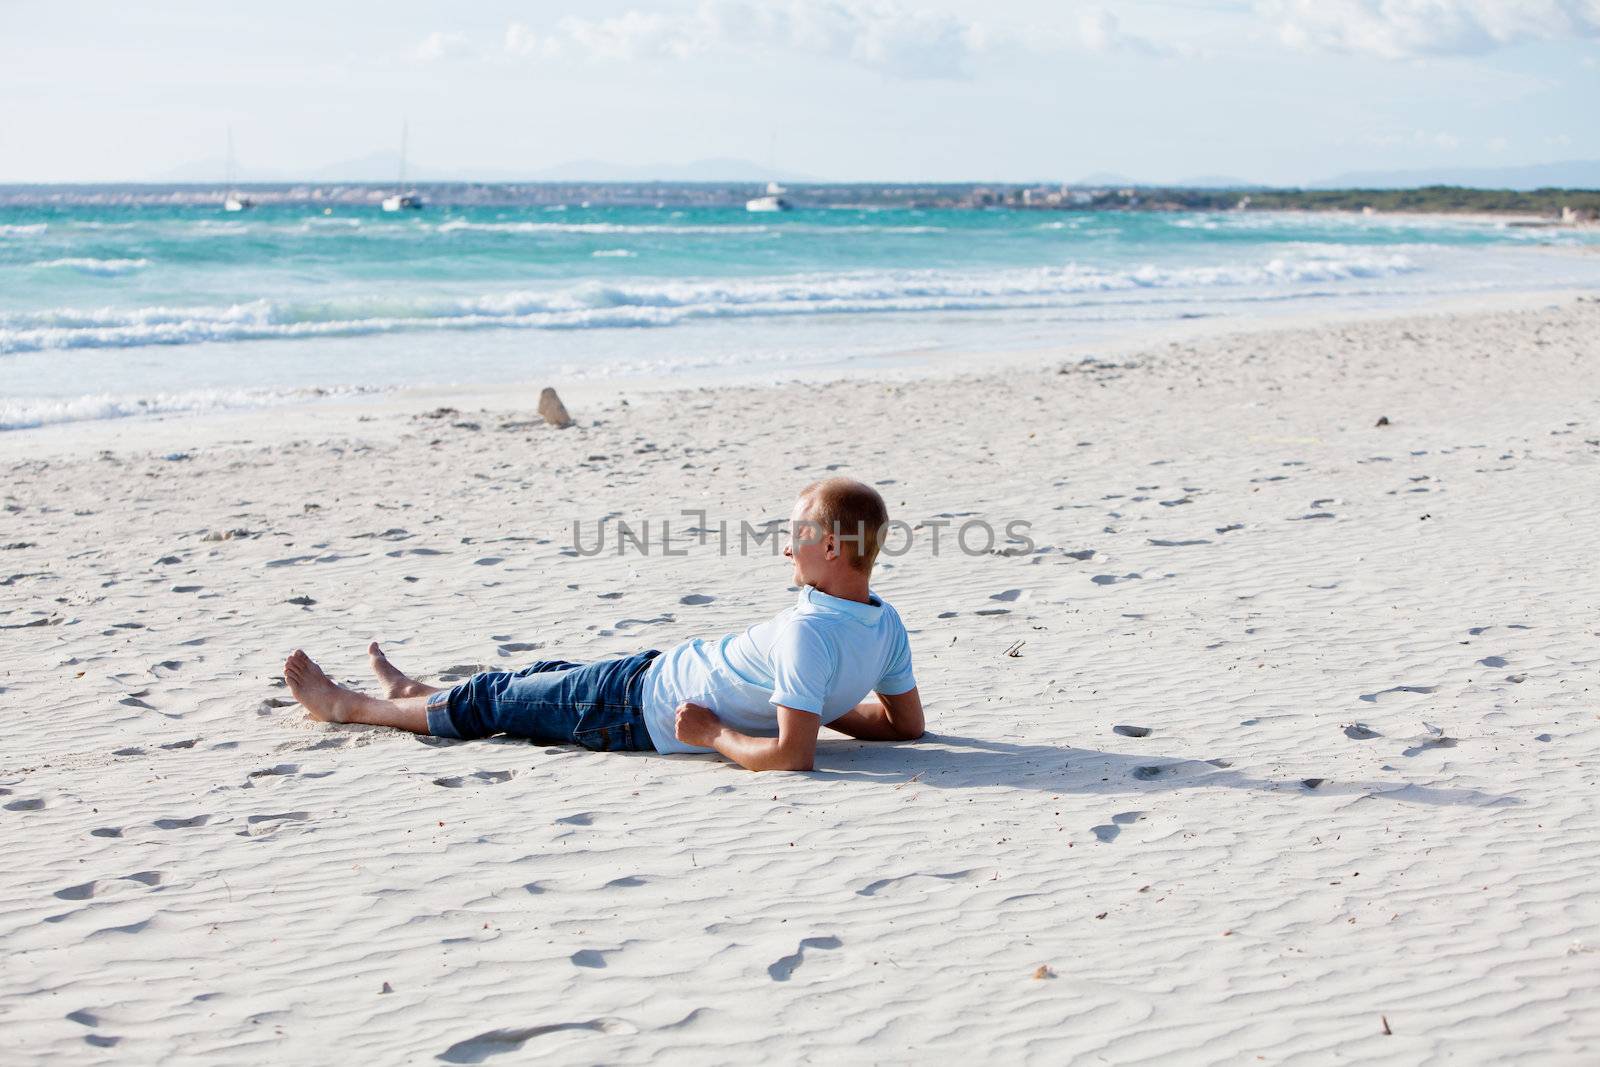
top-left (539, 387), bottom-right (574, 429)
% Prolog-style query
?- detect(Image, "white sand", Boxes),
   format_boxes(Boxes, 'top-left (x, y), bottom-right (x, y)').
top-left (4, 295), bottom-right (1600, 1062)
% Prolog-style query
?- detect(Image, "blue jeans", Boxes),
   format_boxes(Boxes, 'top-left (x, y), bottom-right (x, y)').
top-left (425, 650), bottom-right (660, 750)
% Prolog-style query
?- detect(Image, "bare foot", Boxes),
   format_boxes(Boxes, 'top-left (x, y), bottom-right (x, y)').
top-left (368, 641), bottom-right (434, 698)
top-left (284, 649), bottom-right (362, 723)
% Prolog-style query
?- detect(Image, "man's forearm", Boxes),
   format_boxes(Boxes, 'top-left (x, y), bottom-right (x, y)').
top-left (708, 727), bottom-right (814, 772)
top-left (829, 698), bottom-right (923, 741)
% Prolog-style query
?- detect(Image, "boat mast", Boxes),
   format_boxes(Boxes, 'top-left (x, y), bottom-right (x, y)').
top-left (397, 121), bottom-right (408, 195)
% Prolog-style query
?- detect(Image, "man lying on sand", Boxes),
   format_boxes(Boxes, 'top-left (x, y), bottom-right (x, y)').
top-left (283, 477), bottom-right (923, 772)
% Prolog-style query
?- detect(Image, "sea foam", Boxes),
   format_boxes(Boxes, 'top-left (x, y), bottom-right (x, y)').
top-left (0, 254), bottom-right (1418, 355)
top-left (31, 257), bottom-right (151, 276)
top-left (0, 385), bottom-right (381, 431)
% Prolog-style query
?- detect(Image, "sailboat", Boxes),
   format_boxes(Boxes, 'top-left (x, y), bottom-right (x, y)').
top-left (381, 123), bottom-right (425, 212)
top-left (223, 127), bottom-right (253, 212)
top-left (745, 180), bottom-right (791, 213)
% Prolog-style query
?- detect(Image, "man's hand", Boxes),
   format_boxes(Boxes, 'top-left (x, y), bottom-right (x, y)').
top-left (674, 701), bottom-right (724, 748)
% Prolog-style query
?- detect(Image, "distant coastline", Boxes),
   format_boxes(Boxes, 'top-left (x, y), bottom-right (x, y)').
top-left (2, 181), bottom-right (1596, 222)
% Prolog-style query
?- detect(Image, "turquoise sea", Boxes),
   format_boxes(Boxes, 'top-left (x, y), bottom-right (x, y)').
top-left (3, 200), bottom-right (1598, 430)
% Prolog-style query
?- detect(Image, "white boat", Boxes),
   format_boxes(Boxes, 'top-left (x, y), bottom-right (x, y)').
top-left (222, 128), bottom-right (253, 212)
top-left (745, 181), bottom-right (791, 213)
top-left (381, 123), bottom-right (425, 212)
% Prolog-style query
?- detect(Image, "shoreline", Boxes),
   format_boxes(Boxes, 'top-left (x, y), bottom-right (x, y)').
top-left (4, 282), bottom-right (1593, 462)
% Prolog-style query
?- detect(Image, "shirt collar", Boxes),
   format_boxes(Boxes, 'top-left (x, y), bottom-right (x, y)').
top-left (796, 584), bottom-right (883, 624)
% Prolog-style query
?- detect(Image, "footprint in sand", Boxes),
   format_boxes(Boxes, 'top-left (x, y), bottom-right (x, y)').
top-left (1092, 573), bottom-right (1141, 586)
top-left (990, 589), bottom-right (1022, 602)
top-left (570, 948), bottom-right (615, 969)
top-left (1113, 724), bottom-right (1152, 738)
top-left (437, 664), bottom-right (489, 682)
top-left (1359, 684), bottom-right (1438, 703)
top-left (768, 936), bottom-right (842, 981)
top-left (555, 812), bottom-right (595, 826)
top-left (1477, 655), bottom-right (1509, 668)
top-left (680, 594), bottom-right (715, 606)
top-left (1402, 730), bottom-right (1458, 757)
top-left (435, 1020), bottom-right (632, 1064)
top-left (856, 870), bottom-right (981, 897)
top-left (433, 770), bottom-right (515, 788)
top-left (55, 871), bottom-right (163, 901)
top-left (153, 815), bottom-right (212, 830)
top-left (1091, 811), bottom-right (1146, 843)
top-left (1342, 723), bottom-right (1382, 740)
top-left (237, 812), bottom-right (311, 838)
top-left (614, 615), bottom-right (674, 630)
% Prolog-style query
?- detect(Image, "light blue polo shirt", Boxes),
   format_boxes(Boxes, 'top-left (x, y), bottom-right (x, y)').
top-left (640, 586), bottom-right (917, 754)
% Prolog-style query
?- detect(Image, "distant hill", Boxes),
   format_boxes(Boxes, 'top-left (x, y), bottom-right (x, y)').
top-left (525, 158), bottom-right (817, 182)
top-left (1174, 174), bottom-right (1265, 189)
top-left (1075, 171), bottom-right (1138, 187)
top-left (1315, 160), bottom-right (1600, 191)
top-left (156, 157), bottom-right (290, 183)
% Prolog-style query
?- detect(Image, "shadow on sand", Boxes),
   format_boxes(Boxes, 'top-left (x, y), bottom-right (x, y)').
top-left (811, 732), bottom-right (1517, 808)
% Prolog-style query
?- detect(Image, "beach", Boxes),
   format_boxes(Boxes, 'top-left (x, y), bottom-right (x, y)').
top-left (4, 293), bottom-right (1600, 1062)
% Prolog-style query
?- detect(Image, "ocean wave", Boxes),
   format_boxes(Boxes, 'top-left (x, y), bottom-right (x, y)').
top-left (0, 223), bottom-right (47, 236)
top-left (429, 219), bottom-right (946, 236)
top-left (0, 254), bottom-right (1419, 354)
top-left (0, 384), bottom-right (381, 431)
top-left (31, 257), bottom-right (151, 276)
top-left (592, 248), bottom-right (636, 257)
top-left (432, 219), bottom-right (768, 236)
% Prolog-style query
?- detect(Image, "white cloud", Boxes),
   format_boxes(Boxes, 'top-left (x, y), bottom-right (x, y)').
top-left (494, 1), bottom-right (1170, 77)
top-left (416, 31), bottom-right (470, 63)
top-left (558, 10), bottom-right (697, 62)
top-left (513, 1), bottom-right (992, 79)
top-left (504, 23), bottom-right (562, 59)
top-left (1487, 135), bottom-right (1509, 152)
top-left (1262, 0), bottom-right (1600, 60)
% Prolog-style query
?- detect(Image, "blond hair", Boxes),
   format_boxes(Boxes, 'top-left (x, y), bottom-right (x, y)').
top-left (797, 477), bottom-right (889, 574)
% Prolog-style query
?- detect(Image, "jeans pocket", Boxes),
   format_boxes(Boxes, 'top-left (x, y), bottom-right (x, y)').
top-left (572, 705), bottom-right (642, 752)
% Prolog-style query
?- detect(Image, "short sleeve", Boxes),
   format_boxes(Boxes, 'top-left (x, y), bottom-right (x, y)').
top-left (876, 618), bottom-right (917, 695)
top-left (769, 619), bottom-right (837, 715)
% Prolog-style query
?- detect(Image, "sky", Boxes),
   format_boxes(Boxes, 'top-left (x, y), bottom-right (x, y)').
top-left (2, 0), bottom-right (1597, 184)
